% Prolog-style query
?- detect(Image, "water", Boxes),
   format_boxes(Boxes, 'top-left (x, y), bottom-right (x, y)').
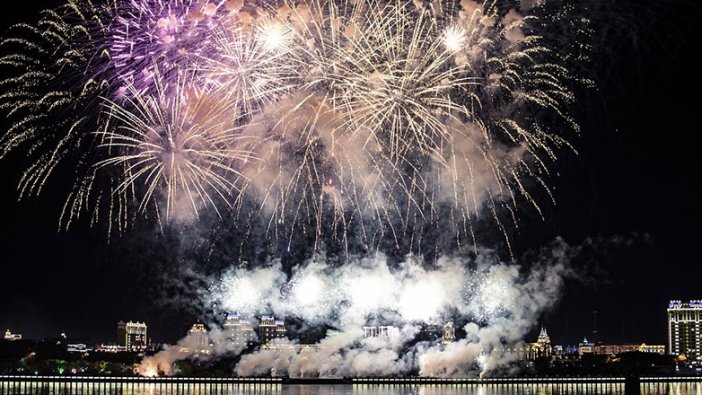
top-left (0, 381), bottom-right (701, 395)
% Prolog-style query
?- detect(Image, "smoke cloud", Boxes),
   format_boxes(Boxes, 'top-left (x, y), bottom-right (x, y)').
top-left (139, 324), bottom-right (250, 376)
top-left (134, 238), bottom-right (574, 378)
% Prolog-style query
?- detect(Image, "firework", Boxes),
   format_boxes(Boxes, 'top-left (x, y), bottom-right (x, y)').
top-left (0, 0), bottom-right (582, 252)
top-left (0, 1), bottom-right (122, 231)
top-left (98, 73), bottom-right (255, 220)
top-left (198, 24), bottom-right (296, 115)
top-left (109, 0), bottom-right (230, 91)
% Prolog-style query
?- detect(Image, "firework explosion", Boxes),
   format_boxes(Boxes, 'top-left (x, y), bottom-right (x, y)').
top-left (0, 0), bottom-right (578, 249)
top-left (1, 0), bottom-right (586, 378)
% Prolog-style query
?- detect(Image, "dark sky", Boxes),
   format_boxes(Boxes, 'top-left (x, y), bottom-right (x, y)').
top-left (1, 0), bottom-right (701, 346)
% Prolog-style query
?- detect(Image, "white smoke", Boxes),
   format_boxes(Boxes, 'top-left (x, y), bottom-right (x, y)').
top-left (211, 254), bottom-right (473, 329)
top-left (200, 239), bottom-right (575, 378)
top-left (236, 326), bottom-right (418, 378)
top-left (139, 324), bottom-right (251, 376)
top-left (420, 258), bottom-right (570, 377)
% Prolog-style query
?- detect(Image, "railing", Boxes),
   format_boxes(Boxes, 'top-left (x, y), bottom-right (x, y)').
top-left (0, 375), bottom-right (699, 383)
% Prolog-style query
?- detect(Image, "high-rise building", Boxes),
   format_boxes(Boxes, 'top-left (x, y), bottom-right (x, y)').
top-left (668, 300), bottom-right (702, 366)
top-left (224, 313), bottom-right (256, 347)
top-left (258, 316), bottom-right (286, 344)
top-left (184, 323), bottom-right (211, 354)
top-left (117, 321), bottom-right (148, 351)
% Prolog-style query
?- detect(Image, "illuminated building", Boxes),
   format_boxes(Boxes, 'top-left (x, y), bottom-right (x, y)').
top-left (442, 322), bottom-right (456, 344)
top-left (525, 327), bottom-right (552, 359)
top-left (258, 316), bottom-right (287, 344)
top-left (117, 321), bottom-right (148, 351)
top-left (363, 326), bottom-right (397, 339)
top-left (668, 300), bottom-right (702, 365)
top-left (224, 313), bottom-right (256, 347)
top-left (417, 322), bottom-right (455, 344)
top-left (578, 337), bottom-right (594, 356)
top-left (3, 329), bottom-right (22, 341)
top-left (640, 344), bottom-right (666, 354)
top-left (183, 323), bottom-right (211, 354)
top-left (95, 344), bottom-right (127, 353)
top-left (67, 343), bottom-right (93, 353)
top-left (591, 343), bottom-right (666, 356)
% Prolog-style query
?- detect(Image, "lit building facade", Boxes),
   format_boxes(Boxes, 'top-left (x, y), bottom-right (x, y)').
top-left (592, 343), bottom-right (666, 356)
top-left (668, 300), bottom-right (702, 365)
top-left (363, 326), bottom-right (398, 339)
top-left (578, 337), bottom-right (595, 356)
top-left (183, 323), bottom-right (211, 354)
top-left (525, 327), bottom-right (552, 359)
top-left (95, 344), bottom-right (127, 352)
top-left (442, 322), bottom-right (456, 344)
top-left (67, 343), bottom-right (93, 353)
top-left (3, 329), bottom-right (22, 341)
top-left (117, 321), bottom-right (148, 351)
top-left (640, 344), bottom-right (666, 354)
top-left (258, 316), bottom-right (286, 344)
top-left (224, 313), bottom-right (256, 347)
top-left (417, 322), bottom-right (456, 344)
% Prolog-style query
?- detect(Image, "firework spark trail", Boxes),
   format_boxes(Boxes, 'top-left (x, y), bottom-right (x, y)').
top-left (199, 25), bottom-right (296, 115)
top-left (110, 0), bottom-right (230, 92)
top-left (0, 1), bottom-right (124, 232)
top-left (0, 0), bottom-right (581, 253)
top-left (98, 73), bottom-right (256, 220)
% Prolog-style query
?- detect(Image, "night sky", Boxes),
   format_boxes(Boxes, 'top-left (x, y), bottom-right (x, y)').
top-left (1, 0), bottom-right (701, 347)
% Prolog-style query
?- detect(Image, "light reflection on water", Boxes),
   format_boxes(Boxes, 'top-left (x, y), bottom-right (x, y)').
top-left (0, 382), bottom-right (700, 395)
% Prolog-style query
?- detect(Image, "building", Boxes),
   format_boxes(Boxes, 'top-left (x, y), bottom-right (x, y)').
top-left (117, 321), bottom-right (148, 351)
top-left (363, 325), bottom-right (398, 339)
top-left (183, 323), bottom-right (211, 354)
top-left (578, 337), bottom-right (595, 356)
top-left (442, 321), bottom-right (456, 344)
top-left (67, 343), bottom-right (93, 353)
top-left (95, 344), bottom-right (127, 353)
top-left (417, 322), bottom-right (456, 344)
top-left (668, 300), bottom-right (702, 366)
top-left (3, 329), bottom-right (22, 341)
top-left (640, 344), bottom-right (666, 354)
top-left (525, 327), bottom-right (552, 359)
top-left (592, 343), bottom-right (666, 356)
top-left (258, 316), bottom-right (286, 344)
top-left (223, 313), bottom-right (256, 347)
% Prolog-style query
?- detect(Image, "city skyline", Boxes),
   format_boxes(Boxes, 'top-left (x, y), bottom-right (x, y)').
top-left (1, 311), bottom-right (677, 361)
top-left (2, 300), bottom-right (692, 354)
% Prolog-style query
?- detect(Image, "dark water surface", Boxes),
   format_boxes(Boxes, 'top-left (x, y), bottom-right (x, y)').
top-left (0, 381), bottom-right (701, 395)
